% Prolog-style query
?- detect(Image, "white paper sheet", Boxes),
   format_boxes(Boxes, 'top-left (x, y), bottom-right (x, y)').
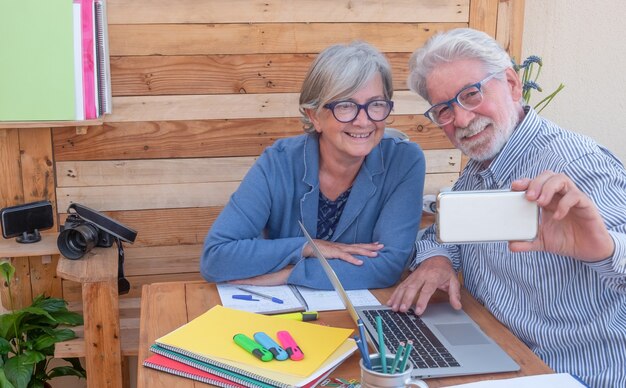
top-left (443, 373), bottom-right (588, 388)
top-left (217, 283), bottom-right (382, 314)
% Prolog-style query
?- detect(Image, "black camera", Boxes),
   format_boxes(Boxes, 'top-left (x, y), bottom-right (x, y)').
top-left (57, 203), bottom-right (137, 260)
top-left (58, 213), bottom-right (114, 259)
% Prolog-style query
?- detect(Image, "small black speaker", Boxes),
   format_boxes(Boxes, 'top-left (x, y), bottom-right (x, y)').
top-left (0, 200), bottom-right (54, 243)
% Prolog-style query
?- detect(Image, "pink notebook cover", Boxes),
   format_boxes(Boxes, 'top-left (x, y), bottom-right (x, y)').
top-left (144, 353), bottom-right (246, 388)
top-left (80, 0), bottom-right (96, 119)
top-left (144, 352), bottom-right (334, 388)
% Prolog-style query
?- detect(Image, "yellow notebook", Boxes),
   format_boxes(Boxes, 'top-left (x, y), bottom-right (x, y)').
top-left (155, 305), bottom-right (353, 378)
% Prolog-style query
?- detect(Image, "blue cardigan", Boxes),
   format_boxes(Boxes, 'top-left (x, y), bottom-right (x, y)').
top-left (200, 133), bottom-right (425, 289)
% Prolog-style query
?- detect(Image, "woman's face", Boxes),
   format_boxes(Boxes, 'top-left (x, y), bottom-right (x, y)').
top-left (307, 73), bottom-right (387, 164)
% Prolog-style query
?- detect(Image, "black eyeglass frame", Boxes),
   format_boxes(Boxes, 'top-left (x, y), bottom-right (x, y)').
top-left (323, 99), bottom-right (394, 123)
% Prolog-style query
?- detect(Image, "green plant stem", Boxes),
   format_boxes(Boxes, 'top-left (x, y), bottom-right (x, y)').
top-left (534, 65), bottom-right (543, 83)
top-left (535, 83), bottom-right (565, 114)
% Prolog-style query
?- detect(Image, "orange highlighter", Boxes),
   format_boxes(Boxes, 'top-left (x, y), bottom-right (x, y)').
top-left (276, 330), bottom-right (304, 361)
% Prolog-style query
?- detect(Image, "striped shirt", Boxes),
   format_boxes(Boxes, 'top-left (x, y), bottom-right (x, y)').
top-left (412, 107), bottom-right (626, 388)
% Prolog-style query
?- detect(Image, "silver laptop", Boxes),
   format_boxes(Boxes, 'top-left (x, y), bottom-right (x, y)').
top-left (298, 221), bottom-right (519, 379)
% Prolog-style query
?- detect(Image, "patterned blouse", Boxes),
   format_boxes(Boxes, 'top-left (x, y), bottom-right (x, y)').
top-left (317, 187), bottom-right (352, 240)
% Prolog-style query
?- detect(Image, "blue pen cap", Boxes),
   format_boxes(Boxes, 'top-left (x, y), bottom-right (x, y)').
top-left (254, 332), bottom-right (289, 361)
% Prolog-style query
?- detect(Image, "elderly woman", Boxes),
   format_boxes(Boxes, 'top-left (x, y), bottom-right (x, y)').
top-left (200, 41), bottom-right (425, 290)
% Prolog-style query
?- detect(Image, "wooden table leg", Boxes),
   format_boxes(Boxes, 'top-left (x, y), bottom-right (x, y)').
top-left (82, 279), bottom-right (122, 387)
top-left (57, 246), bottom-right (123, 387)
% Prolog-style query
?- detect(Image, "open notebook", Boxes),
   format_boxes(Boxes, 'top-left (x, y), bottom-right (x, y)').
top-left (217, 283), bottom-right (380, 315)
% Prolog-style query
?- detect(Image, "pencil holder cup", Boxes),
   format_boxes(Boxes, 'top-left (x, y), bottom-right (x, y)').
top-left (360, 354), bottom-right (428, 388)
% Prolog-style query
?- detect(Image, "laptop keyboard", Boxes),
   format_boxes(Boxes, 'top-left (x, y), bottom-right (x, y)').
top-left (361, 309), bottom-right (460, 369)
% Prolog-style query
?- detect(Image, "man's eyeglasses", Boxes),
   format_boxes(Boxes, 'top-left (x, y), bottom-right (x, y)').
top-left (424, 72), bottom-right (503, 126)
top-left (323, 99), bottom-right (394, 123)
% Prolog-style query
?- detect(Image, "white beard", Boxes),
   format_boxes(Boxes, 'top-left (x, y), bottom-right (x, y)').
top-left (453, 105), bottom-right (519, 162)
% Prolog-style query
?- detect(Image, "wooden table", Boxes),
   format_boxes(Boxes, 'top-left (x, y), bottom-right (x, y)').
top-left (137, 281), bottom-right (552, 387)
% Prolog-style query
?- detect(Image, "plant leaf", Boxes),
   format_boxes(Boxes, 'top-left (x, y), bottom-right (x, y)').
top-left (15, 307), bottom-right (55, 322)
top-left (31, 297), bottom-right (68, 314)
top-left (4, 355), bottom-right (34, 388)
top-left (31, 329), bottom-right (75, 352)
top-left (48, 365), bottom-right (87, 379)
top-left (0, 368), bottom-right (18, 388)
top-left (49, 311), bottom-right (83, 326)
top-left (0, 337), bottom-right (11, 356)
top-left (0, 313), bottom-right (20, 339)
top-left (19, 350), bottom-right (45, 365)
top-left (62, 358), bottom-right (86, 375)
top-left (0, 313), bottom-right (17, 339)
top-left (0, 262), bottom-right (15, 286)
top-left (28, 380), bottom-right (45, 388)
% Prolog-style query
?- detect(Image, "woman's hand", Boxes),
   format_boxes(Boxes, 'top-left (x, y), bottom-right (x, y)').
top-left (228, 266), bottom-right (293, 286)
top-left (510, 171), bottom-right (614, 262)
top-left (302, 239), bottom-right (384, 265)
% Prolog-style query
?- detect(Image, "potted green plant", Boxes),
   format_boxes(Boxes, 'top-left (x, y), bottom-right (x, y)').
top-left (0, 262), bottom-right (86, 388)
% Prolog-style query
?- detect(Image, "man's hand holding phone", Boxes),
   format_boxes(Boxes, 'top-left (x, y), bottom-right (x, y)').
top-left (510, 172), bottom-right (614, 262)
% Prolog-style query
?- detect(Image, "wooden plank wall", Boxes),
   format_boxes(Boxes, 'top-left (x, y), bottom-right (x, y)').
top-left (1, 0), bottom-right (525, 305)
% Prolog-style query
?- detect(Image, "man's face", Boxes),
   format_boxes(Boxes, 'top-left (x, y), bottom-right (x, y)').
top-left (426, 59), bottom-right (524, 162)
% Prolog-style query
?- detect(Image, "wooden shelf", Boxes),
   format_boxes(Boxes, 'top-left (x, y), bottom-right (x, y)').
top-left (0, 118), bottom-right (103, 129)
top-left (0, 233), bottom-right (59, 257)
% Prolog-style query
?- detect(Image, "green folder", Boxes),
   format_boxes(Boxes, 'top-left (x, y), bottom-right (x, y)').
top-left (0, 0), bottom-right (76, 121)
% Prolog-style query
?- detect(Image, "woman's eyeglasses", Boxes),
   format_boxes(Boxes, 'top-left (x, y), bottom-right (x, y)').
top-left (323, 99), bottom-right (394, 123)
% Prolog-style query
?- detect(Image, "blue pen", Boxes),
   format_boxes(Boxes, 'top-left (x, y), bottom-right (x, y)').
top-left (357, 319), bottom-right (372, 369)
top-left (354, 336), bottom-right (372, 370)
top-left (254, 332), bottom-right (289, 361)
top-left (232, 294), bottom-right (260, 301)
top-left (236, 287), bottom-right (284, 304)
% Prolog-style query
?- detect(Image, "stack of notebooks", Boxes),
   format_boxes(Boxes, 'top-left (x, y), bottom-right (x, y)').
top-left (143, 305), bottom-right (357, 387)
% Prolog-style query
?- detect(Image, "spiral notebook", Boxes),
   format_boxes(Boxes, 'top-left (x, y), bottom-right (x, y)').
top-left (144, 353), bottom-right (247, 388)
top-left (147, 345), bottom-right (345, 388)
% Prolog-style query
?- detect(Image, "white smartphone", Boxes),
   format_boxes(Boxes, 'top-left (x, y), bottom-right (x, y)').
top-left (436, 190), bottom-right (539, 243)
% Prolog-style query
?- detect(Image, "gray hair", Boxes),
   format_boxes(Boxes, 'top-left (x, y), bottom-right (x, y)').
top-left (299, 41), bottom-right (393, 133)
top-left (407, 28), bottom-right (513, 102)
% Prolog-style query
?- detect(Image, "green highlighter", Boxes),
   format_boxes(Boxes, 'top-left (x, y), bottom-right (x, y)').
top-left (233, 333), bottom-right (273, 362)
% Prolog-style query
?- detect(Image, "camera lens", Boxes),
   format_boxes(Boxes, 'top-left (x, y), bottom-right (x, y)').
top-left (57, 223), bottom-right (100, 260)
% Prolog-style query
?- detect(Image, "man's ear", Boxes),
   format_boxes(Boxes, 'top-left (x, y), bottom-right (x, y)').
top-left (505, 67), bottom-right (523, 102)
top-left (305, 108), bottom-right (322, 133)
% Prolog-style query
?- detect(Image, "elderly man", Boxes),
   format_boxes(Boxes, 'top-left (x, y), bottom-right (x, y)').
top-left (388, 28), bottom-right (626, 387)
